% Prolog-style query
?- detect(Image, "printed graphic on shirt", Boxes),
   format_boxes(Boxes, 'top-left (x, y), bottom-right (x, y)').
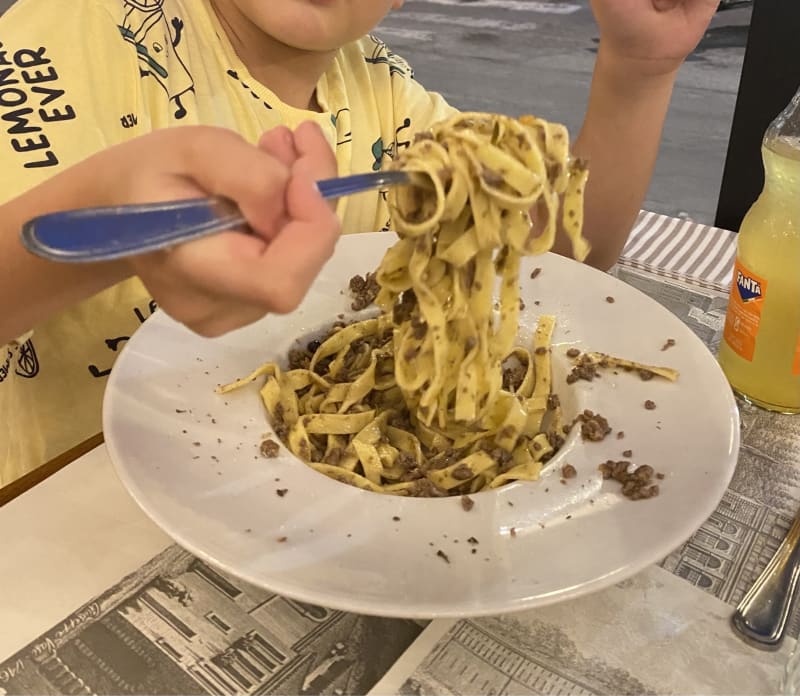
top-left (332, 108), bottom-right (352, 147)
top-left (15, 339), bottom-right (39, 378)
top-left (364, 35), bottom-right (412, 78)
top-left (373, 115), bottom-right (414, 231)
top-left (225, 69), bottom-right (273, 111)
top-left (0, 347), bottom-right (10, 383)
top-left (371, 116), bottom-right (412, 170)
top-left (0, 41), bottom-right (77, 169)
top-left (0, 339), bottom-right (40, 383)
top-left (87, 299), bottom-right (157, 379)
top-left (118, 0), bottom-right (194, 119)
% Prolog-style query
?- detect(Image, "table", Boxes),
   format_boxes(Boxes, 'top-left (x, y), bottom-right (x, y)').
top-left (1, 212), bottom-right (798, 696)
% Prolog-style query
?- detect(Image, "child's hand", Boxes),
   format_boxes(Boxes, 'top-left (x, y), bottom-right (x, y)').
top-left (115, 123), bottom-right (340, 336)
top-left (590, 0), bottom-right (718, 75)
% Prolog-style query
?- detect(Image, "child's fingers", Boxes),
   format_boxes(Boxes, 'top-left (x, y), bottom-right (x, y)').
top-left (134, 156), bottom-right (341, 337)
top-left (150, 173), bottom-right (340, 315)
top-left (292, 121), bottom-right (338, 181)
top-left (221, 171), bottom-right (340, 312)
top-left (183, 299), bottom-right (279, 338)
top-left (258, 126), bottom-right (299, 168)
top-left (149, 276), bottom-right (276, 337)
top-left (250, 171), bottom-right (341, 311)
top-left (172, 127), bottom-right (291, 240)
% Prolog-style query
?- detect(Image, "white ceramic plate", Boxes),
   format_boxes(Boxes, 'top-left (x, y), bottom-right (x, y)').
top-left (104, 232), bottom-right (739, 618)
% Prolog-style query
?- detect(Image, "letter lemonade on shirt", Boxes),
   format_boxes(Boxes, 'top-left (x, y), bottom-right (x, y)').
top-left (0, 42), bottom-right (76, 169)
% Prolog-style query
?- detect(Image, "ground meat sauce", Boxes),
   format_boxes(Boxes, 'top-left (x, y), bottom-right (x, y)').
top-left (561, 463), bottom-right (577, 479)
top-left (481, 166), bottom-right (505, 188)
top-left (575, 409), bottom-right (611, 442)
top-left (462, 259), bottom-right (477, 292)
top-left (408, 478), bottom-right (449, 498)
top-left (348, 272), bottom-right (380, 311)
top-left (288, 347), bottom-right (312, 370)
top-left (410, 316), bottom-right (428, 340)
top-left (546, 431), bottom-right (565, 451)
top-left (502, 359), bottom-right (527, 392)
top-left (487, 447), bottom-right (513, 472)
top-left (260, 438), bottom-right (280, 458)
top-left (428, 448), bottom-right (460, 471)
top-left (288, 322), bottom-right (350, 371)
top-left (267, 285), bottom-right (643, 500)
top-left (392, 289), bottom-right (417, 324)
top-left (451, 463), bottom-right (474, 480)
top-left (599, 459), bottom-right (661, 500)
top-left (272, 404), bottom-right (290, 443)
top-left (323, 447), bottom-right (344, 466)
top-left (396, 451), bottom-right (417, 471)
top-left (566, 354), bottom-right (600, 384)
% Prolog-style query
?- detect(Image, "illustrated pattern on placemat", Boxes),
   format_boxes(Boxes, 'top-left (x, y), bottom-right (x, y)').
top-left (660, 398), bottom-right (800, 637)
top-left (398, 617), bottom-right (655, 696)
top-left (613, 265), bottom-right (800, 637)
top-left (612, 265), bottom-right (800, 639)
top-left (0, 546), bottom-right (424, 695)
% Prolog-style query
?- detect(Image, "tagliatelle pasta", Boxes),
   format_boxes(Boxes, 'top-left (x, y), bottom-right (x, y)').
top-left (220, 112), bottom-right (593, 497)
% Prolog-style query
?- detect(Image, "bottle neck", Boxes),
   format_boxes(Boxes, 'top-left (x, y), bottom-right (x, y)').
top-left (760, 141), bottom-right (800, 198)
top-left (765, 83), bottom-right (800, 142)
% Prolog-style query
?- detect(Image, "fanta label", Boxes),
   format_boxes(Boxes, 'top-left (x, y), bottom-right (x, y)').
top-left (723, 259), bottom-right (768, 362)
top-left (736, 272), bottom-right (763, 301)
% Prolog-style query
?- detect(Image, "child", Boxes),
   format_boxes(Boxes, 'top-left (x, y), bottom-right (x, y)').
top-left (0, 0), bottom-right (719, 483)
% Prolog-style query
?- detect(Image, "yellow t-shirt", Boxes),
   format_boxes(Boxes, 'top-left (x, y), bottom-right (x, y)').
top-left (0, 0), bottom-right (455, 485)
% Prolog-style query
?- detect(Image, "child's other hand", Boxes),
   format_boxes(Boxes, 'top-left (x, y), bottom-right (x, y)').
top-left (113, 123), bottom-right (340, 337)
top-left (590, 0), bottom-right (718, 76)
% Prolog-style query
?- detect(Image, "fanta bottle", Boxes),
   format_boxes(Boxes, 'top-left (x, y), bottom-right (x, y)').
top-left (717, 85), bottom-right (800, 413)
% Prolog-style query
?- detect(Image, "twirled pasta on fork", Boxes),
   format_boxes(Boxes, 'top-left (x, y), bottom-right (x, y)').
top-left (220, 112), bottom-right (591, 497)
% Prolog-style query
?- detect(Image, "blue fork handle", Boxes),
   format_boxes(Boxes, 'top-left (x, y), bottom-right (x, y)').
top-left (20, 170), bottom-right (409, 263)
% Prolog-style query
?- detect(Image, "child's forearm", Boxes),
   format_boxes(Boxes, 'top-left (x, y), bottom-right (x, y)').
top-left (552, 46), bottom-right (678, 270)
top-left (0, 163), bottom-right (128, 346)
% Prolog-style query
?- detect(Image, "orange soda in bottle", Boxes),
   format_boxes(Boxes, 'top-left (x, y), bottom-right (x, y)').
top-left (717, 85), bottom-right (800, 413)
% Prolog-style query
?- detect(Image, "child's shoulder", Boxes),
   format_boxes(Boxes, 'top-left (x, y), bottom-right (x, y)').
top-left (342, 34), bottom-right (416, 82)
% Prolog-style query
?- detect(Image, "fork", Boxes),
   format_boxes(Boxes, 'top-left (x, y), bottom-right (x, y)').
top-left (20, 170), bottom-right (412, 263)
top-left (731, 507), bottom-right (800, 650)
